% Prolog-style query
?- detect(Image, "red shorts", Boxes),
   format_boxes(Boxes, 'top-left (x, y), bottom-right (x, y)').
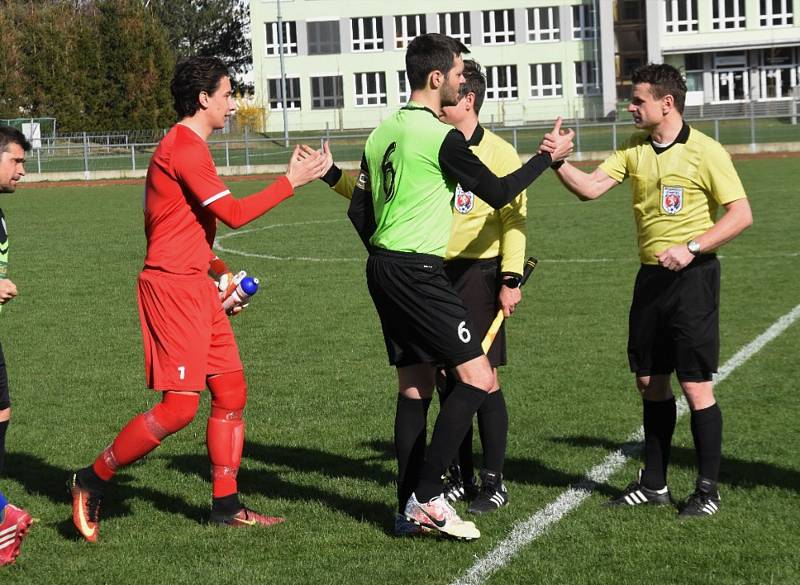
top-left (137, 270), bottom-right (242, 391)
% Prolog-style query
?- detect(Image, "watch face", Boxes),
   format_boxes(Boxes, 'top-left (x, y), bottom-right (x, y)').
top-left (503, 277), bottom-right (521, 289)
top-left (688, 241), bottom-right (700, 254)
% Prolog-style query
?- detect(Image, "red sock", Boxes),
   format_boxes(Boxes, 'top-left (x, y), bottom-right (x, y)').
top-left (93, 392), bottom-right (200, 481)
top-left (207, 371), bottom-right (247, 498)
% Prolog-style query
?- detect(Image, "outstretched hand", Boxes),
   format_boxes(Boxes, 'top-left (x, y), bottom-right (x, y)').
top-left (538, 116), bottom-right (575, 162)
top-left (285, 145), bottom-right (330, 188)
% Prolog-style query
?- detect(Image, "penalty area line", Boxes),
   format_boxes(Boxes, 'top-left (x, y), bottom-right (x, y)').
top-left (452, 302), bottom-right (800, 585)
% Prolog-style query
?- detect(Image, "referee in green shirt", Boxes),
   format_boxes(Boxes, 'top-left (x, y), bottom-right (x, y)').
top-left (550, 63), bottom-right (752, 518)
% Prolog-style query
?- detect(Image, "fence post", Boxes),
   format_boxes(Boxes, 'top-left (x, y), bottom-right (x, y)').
top-left (512, 128), bottom-right (518, 150)
top-left (244, 127), bottom-right (250, 170)
top-left (83, 132), bottom-right (89, 179)
top-left (225, 139), bottom-right (230, 167)
top-left (749, 101), bottom-right (756, 152)
top-left (36, 148), bottom-right (41, 174)
top-left (131, 144), bottom-right (136, 171)
top-left (575, 115), bottom-right (581, 154)
top-left (612, 122), bottom-right (617, 150)
top-left (792, 99), bottom-right (797, 125)
top-left (714, 119), bottom-right (720, 141)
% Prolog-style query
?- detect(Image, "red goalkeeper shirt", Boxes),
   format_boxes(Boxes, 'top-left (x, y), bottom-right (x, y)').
top-left (143, 124), bottom-right (294, 275)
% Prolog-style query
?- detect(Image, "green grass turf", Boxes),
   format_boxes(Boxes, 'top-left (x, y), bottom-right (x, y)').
top-left (0, 157), bottom-right (798, 584)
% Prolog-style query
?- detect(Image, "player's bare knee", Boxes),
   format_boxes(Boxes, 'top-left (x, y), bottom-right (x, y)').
top-left (635, 375), bottom-right (673, 401)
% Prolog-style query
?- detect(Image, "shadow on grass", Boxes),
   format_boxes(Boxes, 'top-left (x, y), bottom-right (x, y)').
top-left (166, 439), bottom-right (398, 532)
top-left (3, 452), bottom-right (208, 539)
top-left (550, 435), bottom-right (800, 493)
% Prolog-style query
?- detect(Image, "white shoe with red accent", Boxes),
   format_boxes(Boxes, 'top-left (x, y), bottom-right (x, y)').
top-left (403, 493), bottom-right (480, 540)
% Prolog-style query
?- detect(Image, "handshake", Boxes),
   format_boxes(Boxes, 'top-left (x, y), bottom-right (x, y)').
top-left (538, 116), bottom-right (575, 167)
top-left (217, 270), bottom-right (260, 316)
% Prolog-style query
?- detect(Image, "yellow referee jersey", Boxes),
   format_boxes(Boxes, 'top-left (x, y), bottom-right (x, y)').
top-left (445, 126), bottom-right (527, 275)
top-left (330, 125), bottom-right (527, 275)
top-left (600, 124), bottom-right (747, 265)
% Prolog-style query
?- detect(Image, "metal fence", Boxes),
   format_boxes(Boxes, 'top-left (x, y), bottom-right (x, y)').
top-left (23, 109), bottom-right (800, 177)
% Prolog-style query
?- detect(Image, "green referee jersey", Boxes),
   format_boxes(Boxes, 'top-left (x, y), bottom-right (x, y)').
top-left (362, 102), bottom-right (457, 256)
top-left (599, 124), bottom-right (747, 264)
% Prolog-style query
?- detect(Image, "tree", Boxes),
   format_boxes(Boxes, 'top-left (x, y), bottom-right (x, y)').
top-left (147, 0), bottom-right (252, 89)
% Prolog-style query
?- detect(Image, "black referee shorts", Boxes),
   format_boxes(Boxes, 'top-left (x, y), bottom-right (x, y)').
top-left (627, 254), bottom-right (720, 382)
top-left (0, 341), bottom-right (9, 410)
top-left (366, 249), bottom-right (484, 368)
top-left (445, 257), bottom-right (507, 367)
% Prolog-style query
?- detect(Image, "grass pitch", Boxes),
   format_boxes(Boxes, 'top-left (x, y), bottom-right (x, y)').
top-left (0, 156), bottom-right (798, 584)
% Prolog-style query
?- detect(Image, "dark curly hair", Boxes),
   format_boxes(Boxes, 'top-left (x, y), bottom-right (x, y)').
top-left (171, 56), bottom-right (230, 118)
top-left (406, 33), bottom-right (469, 91)
top-left (631, 63), bottom-right (688, 114)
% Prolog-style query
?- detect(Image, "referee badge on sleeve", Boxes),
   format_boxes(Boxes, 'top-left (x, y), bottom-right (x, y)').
top-left (454, 184), bottom-right (475, 214)
top-left (661, 185), bottom-right (683, 215)
top-left (356, 171), bottom-right (370, 191)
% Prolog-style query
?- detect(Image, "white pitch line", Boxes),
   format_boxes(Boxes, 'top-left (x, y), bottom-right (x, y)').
top-left (214, 220), bottom-right (799, 263)
top-left (452, 302), bottom-right (800, 585)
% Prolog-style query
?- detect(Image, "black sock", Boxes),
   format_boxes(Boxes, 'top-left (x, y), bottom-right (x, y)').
top-left (458, 424), bottom-right (475, 480)
top-left (640, 397), bottom-right (676, 490)
top-left (477, 389), bottom-right (508, 475)
top-left (0, 420), bottom-right (7, 475)
top-left (76, 465), bottom-right (108, 493)
top-left (437, 374), bottom-right (475, 480)
top-left (394, 394), bottom-right (431, 513)
top-left (212, 493), bottom-right (241, 516)
top-left (690, 403), bottom-right (723, 482)
top-left (416, 381), bottom-right (486, 502)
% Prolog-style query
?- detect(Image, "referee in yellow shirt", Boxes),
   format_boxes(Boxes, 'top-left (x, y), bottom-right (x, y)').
top-left (437, 59), bottom-right (526, 515)
top-left (550, 63), bottom-right (752, 518)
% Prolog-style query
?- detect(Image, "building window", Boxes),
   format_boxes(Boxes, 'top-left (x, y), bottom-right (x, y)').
top-left (759, 48), bottom-right (799, 99)
top-left (265, 21), bottom-right (297, 56)
top-left (482, 10), bottom-right (515, 45)
top-left (485, 65), bottom-right (518, 100)
top-left (354, 72), bottom-right (387, 107)
top-left (310, 76), bottom-right (344, 109)
top-left (572, 4), bottom-right (596, 40)
top-left (268, 78), bottom-right (301, 110)
top-left (307, 21), bottom-right (341, 55)
top-left (438, 11), bottom-right (472, 45)
top-left (575, 61), bottom-right (600, 96)
top-left (759, 0), bottom-right (794, 27)
top-left (395, 14), bottom-right (426, 49)
top-left (712, 53), bottom-right (749, 102)
top-left (351, 17), bottom-right (384, 52)
top-left (530, 63), bottom-right (562, 98)
top-left (684, 53), bottom-right (705, 92)
top-left (665, 0), bottom-right (699, 33)
top-left (712, 0), bottom-right (746, 29)
top-left (527, 6), bottom-right (560, 42)
top-left (398, 71), bottom-right (410, 104)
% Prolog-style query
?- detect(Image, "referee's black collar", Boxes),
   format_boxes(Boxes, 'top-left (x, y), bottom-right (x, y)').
top-left (649, 122), bottom-right (690, 154)
top-left (465, 124), bottom-right (485, 147)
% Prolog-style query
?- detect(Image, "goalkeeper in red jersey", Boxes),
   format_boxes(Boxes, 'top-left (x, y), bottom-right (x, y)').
top-left (69, 56), bottom-right (329, 542)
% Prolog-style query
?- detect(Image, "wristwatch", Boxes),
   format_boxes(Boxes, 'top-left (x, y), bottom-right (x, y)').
top-left (687, 240), bottom-right (701, 256)
top-left (502, 275), bottom-right (522, 289)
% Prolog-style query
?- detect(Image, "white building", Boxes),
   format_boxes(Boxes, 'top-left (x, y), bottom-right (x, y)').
top-left (249, 0), bottom-right (800, 132)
